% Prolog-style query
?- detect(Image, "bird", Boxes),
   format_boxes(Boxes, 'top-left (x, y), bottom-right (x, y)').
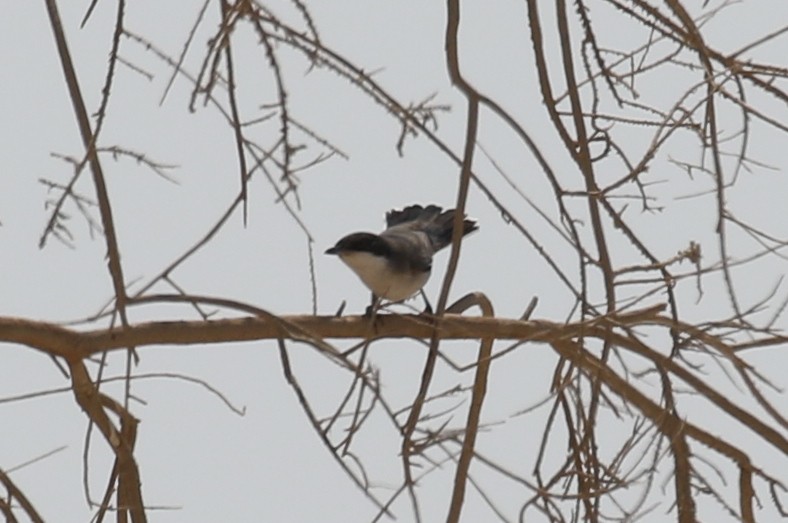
top-left (325, 204), bottom-right (478, 312)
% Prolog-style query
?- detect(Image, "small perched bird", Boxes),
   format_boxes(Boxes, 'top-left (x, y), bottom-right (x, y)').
top-left (326, 204), bottom-right (478, 309)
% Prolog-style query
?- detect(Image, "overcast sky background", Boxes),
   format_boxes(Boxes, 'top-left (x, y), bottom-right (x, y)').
top-left (1, 1), bottom-right (787, 521)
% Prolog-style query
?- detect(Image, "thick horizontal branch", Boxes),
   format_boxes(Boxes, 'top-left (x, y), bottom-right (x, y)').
top-left (0, 315), bottom-right (540, 358)
top-left (0, 308), bottom-right (664, 360)
top-left (0, 314), bottom-right (547, 359)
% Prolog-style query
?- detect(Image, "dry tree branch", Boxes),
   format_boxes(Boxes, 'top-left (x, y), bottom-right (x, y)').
top-left (68, 359), bottom-right (145, 522)
top-left (0, 467), bottom-right (45, 523)
top-left (397, 2), bottom-right (484, 520)
top-left (44, 2), bottom-right (143, 516)
top-left (44, 0), bottom-right (132, 337)
top-left (218, 0), bottom-right (251, 223)
top-left (278, 338), bottom-right (393, 517)
top-left (444, 293), bottom-right (495, 523)
top-left (18, 1), bottom-right (788, 521)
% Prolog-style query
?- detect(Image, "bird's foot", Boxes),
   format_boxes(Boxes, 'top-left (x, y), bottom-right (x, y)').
top-left (364, 293), bottom-right (385, 319)
top-left (364, 304), bottom-right (375, 318)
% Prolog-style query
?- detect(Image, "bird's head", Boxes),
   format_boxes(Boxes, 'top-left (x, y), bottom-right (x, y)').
top-left (325, 233), bottom-right (391, 257)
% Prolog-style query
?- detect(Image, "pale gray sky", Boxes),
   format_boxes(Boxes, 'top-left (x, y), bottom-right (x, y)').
top-left (1, 1), bottom-right (787, 521)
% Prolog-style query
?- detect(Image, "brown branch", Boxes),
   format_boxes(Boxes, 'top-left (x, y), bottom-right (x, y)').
top-left (0, 304), bottom-right (667, 358)
top-left (67, 359), bottom-right (145, 522)
top-left (399, 2), bottom-right (483, 519)
top-left (0, 467), bottom-right (45, 523)
top-left (445, 293), bottom-right (495, 522)
top-left (277, 338), bottom-right (392, 516)
top-left (44, 0), bottom-right (132, 342)
top-left (219, 0), bottom-right (249, 223)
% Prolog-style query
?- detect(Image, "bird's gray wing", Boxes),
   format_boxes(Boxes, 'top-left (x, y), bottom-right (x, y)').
top-left (379, 227), bottom-right (434, 273)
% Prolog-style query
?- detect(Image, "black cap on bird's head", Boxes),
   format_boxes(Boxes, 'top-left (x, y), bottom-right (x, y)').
top-left (325, 233), bottom-right (391, 257)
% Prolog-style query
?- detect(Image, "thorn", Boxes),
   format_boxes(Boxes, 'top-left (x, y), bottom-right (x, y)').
top-left (419, 289), bottom-right (433, 315)
top-left (520, 297), bottom-right (538, 321)
top-left (334, 300), bottom-right (346, 317)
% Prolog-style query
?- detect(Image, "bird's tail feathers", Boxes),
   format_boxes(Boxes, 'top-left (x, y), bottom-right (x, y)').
top-left (429, 209), bottom-right (478, 251)
top-left (386, 204), bottom-right (478, 251)
top-left (385, 204), bottom-right (442, 228)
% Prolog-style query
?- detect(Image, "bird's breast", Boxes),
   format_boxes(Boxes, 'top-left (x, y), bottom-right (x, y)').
top-left (338, 251), bottom-right (430, 301)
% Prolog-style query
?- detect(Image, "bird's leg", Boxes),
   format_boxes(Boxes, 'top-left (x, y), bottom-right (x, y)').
top-left (419, 289), bottom-right (433, 315)
top-left (364, 293), bottom-right (382, 318)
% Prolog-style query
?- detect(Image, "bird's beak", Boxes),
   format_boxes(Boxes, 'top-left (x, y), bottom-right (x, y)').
top-left (325, 246), bottom-right (338, 255)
